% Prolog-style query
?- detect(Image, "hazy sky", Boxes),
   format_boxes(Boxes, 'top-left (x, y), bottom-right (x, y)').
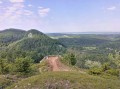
top-left (0, 0), bottom-right (120, 32)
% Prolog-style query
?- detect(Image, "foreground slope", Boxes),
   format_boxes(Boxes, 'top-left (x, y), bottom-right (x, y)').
top-left (6, 72), bottom-right (120, 89)
top-left (6, 56), bottom-right (120, 89)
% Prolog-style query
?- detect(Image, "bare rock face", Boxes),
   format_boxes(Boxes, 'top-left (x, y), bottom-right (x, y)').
top-left (28, 33), bottom-right (33, 38)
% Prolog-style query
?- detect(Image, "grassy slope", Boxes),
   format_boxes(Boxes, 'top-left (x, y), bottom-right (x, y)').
top-left (6, 72), bottom-right (120, 89)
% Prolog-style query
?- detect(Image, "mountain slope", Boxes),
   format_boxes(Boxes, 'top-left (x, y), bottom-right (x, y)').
top-left (0, 29), bottom-right (65, 62)
top-left (0, 28), bottom-right (25, 47)
top-left (8, 29), bottom-right (65, 53)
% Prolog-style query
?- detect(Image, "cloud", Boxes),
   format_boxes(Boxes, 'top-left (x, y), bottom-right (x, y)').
top-left (9, 0), bottom-right (24, 3)
top-left (0, 2), bottom-right (40, 30)
top-left (5, 3), bottom-right (24, 17)
top-left (0, 1), bottom-right (2, 4)
top-left (24, 10), bottom-right (33, 16)
top-left (28, 4), bottom-right (33, 7)
top-left (0, 1), bottom-right (49, 31)
top-left (0, 3), bottom-right (33, 22)
top-left (107, 6), bottom-right (116, 11)
top-left (38, 7), bottom-right (50, 17)
top-left (38, 6), bottom-right (43, 9)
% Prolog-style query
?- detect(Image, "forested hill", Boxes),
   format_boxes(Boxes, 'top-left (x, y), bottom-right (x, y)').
top-left (0, 28), bottom-right (26, 47)
top-left (0, 29), bottom-right (65, 62)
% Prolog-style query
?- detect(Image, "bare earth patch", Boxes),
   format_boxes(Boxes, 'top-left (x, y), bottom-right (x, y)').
top-left (45, 56), bottom-right (70, 71)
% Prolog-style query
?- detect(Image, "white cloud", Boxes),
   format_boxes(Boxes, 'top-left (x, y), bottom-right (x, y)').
top-left (38, 6), bottom-right (43, 9)
top-left (0, 2), bottom-right (40, 30)
top-left (107, 6), bottom-right (116, 11)
top-left (9, 0), bottom-right (24, 3)
top-left (28, 4), bottom-right (33, 7)
top-left (0, 2), bottom-right (49, 31)
top-left (0, 3), bottom-right (28, 22)
top-left (38, 7), bottom-right (50, 17)
top-left (0, 1), bottom-right (2, 4)
top-left (24, 10), bottom-right (33, 16)
top-left (5, 3), bottom-right (24, 17)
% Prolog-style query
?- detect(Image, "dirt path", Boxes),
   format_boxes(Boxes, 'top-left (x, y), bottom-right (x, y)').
top-left (46, 56), bottom-right (70, 71)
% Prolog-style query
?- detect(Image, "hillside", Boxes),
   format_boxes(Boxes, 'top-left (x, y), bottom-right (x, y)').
top-left (6, 72), bottom-right (120, 89)
top-left (1, 53), bottom-right (120, 89)
top-left (0, 28), bottom-right (25, 47)
top-left (0, 29), bottom-right (65, 62)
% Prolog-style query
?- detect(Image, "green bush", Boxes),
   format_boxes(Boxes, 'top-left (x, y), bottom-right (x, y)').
top-left (62, 53), bottom-right (76, 65)
top-left (101, 63), bottom-right (111, 72)
top-left (88, 63), bottom-right (120, 77)
top-left (0, 59), bottom-right (9, 74)
top-left (7, 63), bottom-right (16, 74)
top-left (15, 57), bottom-right (33, 75)
top-left (85, 60), bottom-right (101, 69)
top-left (88, 68), bottom-right (102, 75)
top-left (106, 69), bottom-right (119, 77)
top-left (70, 53), bottom-right (76, 65)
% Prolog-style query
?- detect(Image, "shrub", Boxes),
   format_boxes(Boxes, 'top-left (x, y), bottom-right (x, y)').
top-left (88, 68), bottom-right (102, 75)
top-left (70, 53), bottom-right (76, 65)
top-left (0, 59), bottom-right (9, 74)
top-left (102, 63), bottom-right (110, 72)
top-left (62, 53), bottom-right (76, 66)
top-left (85, 60), bottom-right (101, 69)
top-left (15, 57), bottom-right (33, 75)
top-left (106, 69), bottom-right (119, 77)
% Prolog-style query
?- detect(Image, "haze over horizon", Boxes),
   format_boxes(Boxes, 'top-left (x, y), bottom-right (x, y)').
top-left (0, 0), bottom-right (120, 32)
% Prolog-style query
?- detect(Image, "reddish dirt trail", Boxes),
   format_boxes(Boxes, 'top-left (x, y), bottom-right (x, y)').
top-left (46, 56), bottom-right (70, 71)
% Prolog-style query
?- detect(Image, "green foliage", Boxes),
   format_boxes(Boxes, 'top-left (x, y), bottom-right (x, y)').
top-left (85, 60), bottom-right (102, 69)
top-left (108, 52), bottom-right (120, 68)
top-left (54, 34), bottom-right (120, 69)
top-left (0, 29), bottom-right (65, 62)
top-left (88, 62), bottom-right (119, 77)
top-left (15, 57), bottom-right (33, 74)
top-left (0, 28), bottom-right (25, 47)
top-left (70, 53), bottom-right (76, 65)
top-left (102, 63), bottom-right (111, 72)
top-left (62, 54), bottom-right (70, 65)
top-left (0, 59), bottom-right (9, 74)
top-left (76, 53), bottom-right (109, 68)
top-left (88, 68), bottom-right (102, 75)
top-left (59, 37), bottom-right (109, 47)
top-left (57, 34), bottom-right (120, 50)
top-left (62, 53), bottom-right (76, 65)
top-left (106, 69), bottom-right (119, 77)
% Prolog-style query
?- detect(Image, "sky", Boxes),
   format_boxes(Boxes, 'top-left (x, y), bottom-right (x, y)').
top-left (0, 0), bottom-right (120, 32)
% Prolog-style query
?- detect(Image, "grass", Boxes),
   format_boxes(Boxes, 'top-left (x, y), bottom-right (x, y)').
top-left (0, 75), bottom-right (12, 88)
top-left (6, 71), bottom-right (120, 89)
